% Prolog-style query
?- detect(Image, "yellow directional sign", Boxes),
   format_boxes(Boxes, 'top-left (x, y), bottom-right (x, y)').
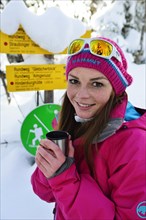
top-left (0, 26), bottom-right (91, 54)
top-left (0, 26), bottom-right (51, 54)
top-left (6, 64), bottom-right (67, 92)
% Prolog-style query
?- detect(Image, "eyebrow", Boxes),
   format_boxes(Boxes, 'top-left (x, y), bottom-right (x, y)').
top-left (90, 77), bottom-right (108, 81)
top-left (69, 74), bottom-right (108, 81)
top-left (69, 74), bottom-right (78, 79)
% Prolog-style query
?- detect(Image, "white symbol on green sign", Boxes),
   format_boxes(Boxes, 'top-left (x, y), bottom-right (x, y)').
top-left (21, 104), bottom-right (61, 156)
top-left (27, 124), bottom-right (43, 147)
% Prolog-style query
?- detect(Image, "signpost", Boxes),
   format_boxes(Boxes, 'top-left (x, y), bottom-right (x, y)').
top-left (6, 64), bottom-right (67, 92)
top-left (0, 26), bottom-right (66, 54)
top-left (20, 103), bottom-right (61, 156)
top-left (0, 26), bottom-right (91, 54)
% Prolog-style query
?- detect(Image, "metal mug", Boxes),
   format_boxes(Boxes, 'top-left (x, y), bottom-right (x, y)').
top-left (46, 130), bottom-right (69, 156)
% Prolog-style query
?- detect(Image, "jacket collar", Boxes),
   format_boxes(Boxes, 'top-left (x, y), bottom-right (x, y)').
top-left (93, 94), bottom-right (128, 143)
top-left (93, 118), bottom-right (124, 143)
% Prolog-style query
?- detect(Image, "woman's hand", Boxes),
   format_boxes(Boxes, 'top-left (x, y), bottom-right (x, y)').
top-left (35, 139), bottom-right (74, 178)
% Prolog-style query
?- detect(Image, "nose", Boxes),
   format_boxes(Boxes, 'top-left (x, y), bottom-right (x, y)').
top-left (76, 86), bottom-right (90, 99)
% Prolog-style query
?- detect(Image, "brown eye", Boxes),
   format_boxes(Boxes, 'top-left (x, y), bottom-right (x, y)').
top-left (92, 82), bottom-right (103, 87)
top-left (68, 79), bottom-right (79, 84)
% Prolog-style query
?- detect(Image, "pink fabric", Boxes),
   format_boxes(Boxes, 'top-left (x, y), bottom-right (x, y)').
top-left (31, 98), bottom-right (146, 220)
top-left (65, 37), bottom-right (133, 95)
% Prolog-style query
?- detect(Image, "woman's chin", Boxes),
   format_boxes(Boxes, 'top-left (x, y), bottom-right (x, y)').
top-left (76, 113), bottom-right (92, 120)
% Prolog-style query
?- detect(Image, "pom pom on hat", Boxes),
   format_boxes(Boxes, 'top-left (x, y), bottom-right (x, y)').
top-left (66, 37), bottom-right (133, 95)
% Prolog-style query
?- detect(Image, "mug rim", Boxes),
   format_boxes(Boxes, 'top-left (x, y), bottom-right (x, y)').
top-left (46, 130), bottom-right (69, 140)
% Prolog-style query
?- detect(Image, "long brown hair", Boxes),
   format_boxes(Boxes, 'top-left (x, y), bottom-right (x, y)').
top-left (58, 91), bottom-right (125, 177)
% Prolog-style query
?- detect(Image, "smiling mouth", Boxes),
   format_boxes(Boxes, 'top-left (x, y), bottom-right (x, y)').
top-left (76, 102), bottom-right (95, 107)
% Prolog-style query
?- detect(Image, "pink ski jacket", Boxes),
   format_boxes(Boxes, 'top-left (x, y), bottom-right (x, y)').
top-left (31, 95), bottom-right (146, 220)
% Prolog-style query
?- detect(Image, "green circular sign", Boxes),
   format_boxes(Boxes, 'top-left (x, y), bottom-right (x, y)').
top-left (20, 103), bottom-right (61, 156)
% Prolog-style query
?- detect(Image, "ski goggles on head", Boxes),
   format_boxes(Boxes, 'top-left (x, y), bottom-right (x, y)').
top-left (67, 38), bottom-right (122, 62)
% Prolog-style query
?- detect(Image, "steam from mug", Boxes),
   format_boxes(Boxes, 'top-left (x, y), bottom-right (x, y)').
top-left (46, 131), bottom-right (69, 156)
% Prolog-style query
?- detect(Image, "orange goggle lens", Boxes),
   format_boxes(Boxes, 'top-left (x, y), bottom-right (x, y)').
top-left (68, 39), bottom-right (115, 59)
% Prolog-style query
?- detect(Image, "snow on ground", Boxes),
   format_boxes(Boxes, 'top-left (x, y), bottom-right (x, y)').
top-left (1, 85), bottom-right (64, 220)
top-left (1, 142), bottom-right (55, 220)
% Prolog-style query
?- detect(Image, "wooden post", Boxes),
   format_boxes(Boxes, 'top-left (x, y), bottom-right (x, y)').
top-left (44, 54), bottom-right (54, 103)
top-left (44, 90), bottom-right (54, 103)
top-left (0, 70), bottom-right (11, 103)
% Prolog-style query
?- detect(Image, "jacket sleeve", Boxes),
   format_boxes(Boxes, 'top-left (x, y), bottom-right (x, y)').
top-left (31, 167), bottom-right (55, 203)
top-left (31, 163), bottom-right (115, 219)
top-left (107, 129), bottom-right (146, 220)
top-left (48, 164), bottom-right (115, 219)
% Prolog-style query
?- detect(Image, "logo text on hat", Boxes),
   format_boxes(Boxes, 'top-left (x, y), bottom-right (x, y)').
top-left (72, 58), bottom-right (100, 65)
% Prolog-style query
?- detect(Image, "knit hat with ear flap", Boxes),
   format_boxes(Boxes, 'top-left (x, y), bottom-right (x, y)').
top-left (66, 37), bottom-right (133, 95)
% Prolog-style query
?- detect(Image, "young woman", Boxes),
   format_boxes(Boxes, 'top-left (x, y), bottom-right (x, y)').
top-left (31, 37), bottom-right (146, 219)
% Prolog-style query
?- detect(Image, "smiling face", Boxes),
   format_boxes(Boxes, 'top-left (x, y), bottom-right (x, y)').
top-left (67, 67), bottom-right (113, 119)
